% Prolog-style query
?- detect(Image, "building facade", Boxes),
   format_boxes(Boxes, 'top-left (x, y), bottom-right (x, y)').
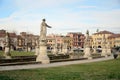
top-left (108, 34), bottom-right (120, 47)
top-left (67, 32), bottom-right (85, 48)
top-left (47, 34), bottom-right (73, 50)
top-left (0, 29), bottom-right (17, 50)
top-left (91, 30), bottom-right (114, 48)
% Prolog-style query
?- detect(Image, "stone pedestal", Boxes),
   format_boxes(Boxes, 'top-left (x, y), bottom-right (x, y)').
top-left (36, 40), bottom-right (50, 64)
top-left (52, 47), bottom-right (58, 55)
top-left (4, 47), bottom-right (11, 59)
top-left (10, 46), bottom-right (14, 51)
top-left (107, 49), bottom-right (111, 56)
top-left (101, 48), bottom-right (107, 57)
top-left (93, 47), bottom-right (97, 54)
top-left (28, 47), bottom-right (31, 52)
top-left (61, 43), bottom-right (68, 54)
top-left (62, 48), bottom-right (68, 55)
top-left (58, 48), bottom-right (62, 54)
top-left (52, 43), bottom-right (58, 55)
top-left (35, 46), bottom-right (39, 55)
top-left (69, 48), bottom-right (74, 53)
top-left (84, 47), bottom-right (92, 59)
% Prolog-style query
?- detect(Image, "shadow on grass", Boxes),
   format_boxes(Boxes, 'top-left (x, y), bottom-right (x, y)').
top-left (0, 75), bottom-right (15, 80)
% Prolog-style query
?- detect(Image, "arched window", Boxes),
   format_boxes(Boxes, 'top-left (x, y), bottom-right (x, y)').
top-left (98, 46), bottom-right (101, 48)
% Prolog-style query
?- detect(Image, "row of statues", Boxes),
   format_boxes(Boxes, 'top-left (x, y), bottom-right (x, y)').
top-left (3, 19), bottom-right (112, 64)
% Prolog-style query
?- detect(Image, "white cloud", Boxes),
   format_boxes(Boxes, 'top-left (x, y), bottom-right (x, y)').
top-left (1, 8), bottom-right (120, 35)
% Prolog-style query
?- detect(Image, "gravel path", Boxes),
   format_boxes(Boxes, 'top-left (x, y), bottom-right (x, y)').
top-left (0, 56), bottom-right (113, 71)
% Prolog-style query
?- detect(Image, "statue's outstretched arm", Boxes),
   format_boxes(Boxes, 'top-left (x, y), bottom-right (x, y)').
top-left (46, 23), bottom-right (52, 28)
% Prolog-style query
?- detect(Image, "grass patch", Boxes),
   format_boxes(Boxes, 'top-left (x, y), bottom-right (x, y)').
top-left (0, 58), bottom-right (120, 80)
top-left (0, 51), bottom-right (34, 56)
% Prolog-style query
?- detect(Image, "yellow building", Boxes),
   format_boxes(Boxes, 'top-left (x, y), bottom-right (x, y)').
top-left (92, 30), bottom-right (114, 48)
top-left (108, 34), bottom-right (120, 47)
top-left (115, 34), bottom-right (120, 47)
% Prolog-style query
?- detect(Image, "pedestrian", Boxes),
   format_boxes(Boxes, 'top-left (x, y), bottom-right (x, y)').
top-left (112, 48), bottom-right (118, 59)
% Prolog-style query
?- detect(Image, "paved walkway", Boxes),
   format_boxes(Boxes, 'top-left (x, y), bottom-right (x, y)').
top-left (0, 56), bottom-right (113, 71)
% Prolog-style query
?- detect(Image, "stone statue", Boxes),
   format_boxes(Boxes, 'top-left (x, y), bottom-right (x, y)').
top-left (40, 19), bottom-right (52, 40)
top-left (4, 32), bottom-right (11, 59)
top-left (36, 19), bottom-right (52, 64)
top-left (35, 38), bottom-right (39, 55)
top-left (5, 32), bottom-right (10, 47)
top-left (86, 30), bottom-right (89, 41)
top-left (86, 30), bottom-right (89, 35)
top-left (84, 30), bottom-right (92, 59)
top-left (84, 30), bottom-right (90, 48)
top-left (101, 34), bottom-right (107, 57)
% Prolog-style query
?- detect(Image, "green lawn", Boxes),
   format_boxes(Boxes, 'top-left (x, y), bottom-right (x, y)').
top-left (0, 51), bottom-right (34, 56)
top-left (0, 58), bottom-right (120, 80)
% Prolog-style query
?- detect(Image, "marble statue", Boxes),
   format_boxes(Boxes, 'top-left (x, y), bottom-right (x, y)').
top-left (36, 19), bottom-right (52, 64)
top-left (35, 38), bottom-right (39, 55)
top-left (40, 19), bottom-right (51, 40)
top-left (84, 30), bottom-right (92, 59)
top-left (4, 32), bottom-right (11, 59)
top-left (101, 34), bottom-right (107, 57)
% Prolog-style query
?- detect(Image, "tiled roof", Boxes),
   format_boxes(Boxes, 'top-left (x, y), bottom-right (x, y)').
top-left (0, 33), bottom-right (17, 38)
top-left (67, 32), bottom-right (83, 35)
top-left (93, 30), bottom-right (114, 35)
top-left (108, 34), bottom-right (120, 39)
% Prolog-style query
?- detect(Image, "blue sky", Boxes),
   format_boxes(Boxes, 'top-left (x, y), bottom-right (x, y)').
top-left (0, 0), bottom-right (120, 35)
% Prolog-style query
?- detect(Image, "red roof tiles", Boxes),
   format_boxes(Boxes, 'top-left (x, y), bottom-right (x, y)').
top-left (93, 30), bottom-right (114, 35)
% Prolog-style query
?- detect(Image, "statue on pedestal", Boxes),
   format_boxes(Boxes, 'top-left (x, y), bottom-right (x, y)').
top-left (106, 41), bottom-right (111, 55)
top-left (4, 32), bottom-right (11, 59)
top-left (84, 30), bottom-right (90, 48)
top-left (84, 30), bottom-right (92, 59)
top-left (35, 38), bottom-right (39, 55)
top-left (101, 34), bottom-right (107, 57)
top-left (36, 19), bottom-right (52, 64)
top-left (52, 38), bottom-right (58, 55)
top-left (62, 43), bottom-right (68, 54)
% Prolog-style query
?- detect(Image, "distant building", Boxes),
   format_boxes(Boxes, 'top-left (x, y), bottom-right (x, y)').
top-left (0, 29), bottom-right (17, 50)
top-left (108, 34), bottom-right (120, 47)
top-left (17, 32), bottom-right (39, 51)
top-left (47, 35), bottom-right (55, 49)
top-left (9, 32), bottom-right (17, 50)
top-left (62, 36), bottom-right (73, 50)
top-left (67, 32), bottom-right (85, 48)
top-left (92, 30), bottom-right (114, 48)
top-left (0, 29), bottom-right (6, 50)
top-left (47, 34), bottom-right (73, 50)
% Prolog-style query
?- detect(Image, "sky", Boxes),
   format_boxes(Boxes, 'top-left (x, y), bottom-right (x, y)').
top-left (0, 0), bottom-right (120, 35)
